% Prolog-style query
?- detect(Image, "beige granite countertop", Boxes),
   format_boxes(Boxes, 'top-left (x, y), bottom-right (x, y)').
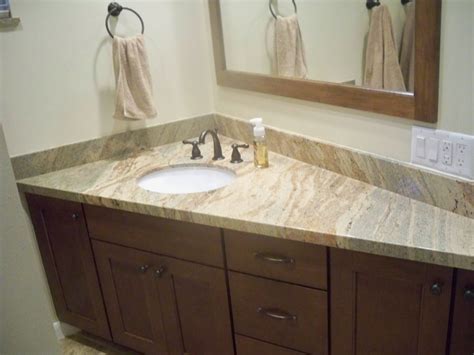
top-left (17, 136), bottom-right (474, 270)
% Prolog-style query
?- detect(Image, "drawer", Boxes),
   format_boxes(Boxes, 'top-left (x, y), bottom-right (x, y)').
top-left (236, 335), bottom-right (307, 355)
top-left (230, 272), bottom-right (328, 354)
top-left (225, 230), bottom-right (327, 289)
top-left (84, 205), bottom-right (224, 267)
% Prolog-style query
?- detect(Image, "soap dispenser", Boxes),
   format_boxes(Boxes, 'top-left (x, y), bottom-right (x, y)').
top-left (250, 118), bottom-right (269, 168)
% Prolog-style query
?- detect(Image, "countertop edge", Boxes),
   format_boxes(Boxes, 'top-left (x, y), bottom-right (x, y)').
top-left (17, 182), bottom-right (474, 272)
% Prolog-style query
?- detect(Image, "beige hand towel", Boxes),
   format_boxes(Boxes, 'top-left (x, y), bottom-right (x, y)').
top-left (363, 5), bottom-right (406, 91)
top-left (113, 34), bottom-right (157, 120)
top-left (400, 1), bottom-right (415, 92)
top-left (275, 14), bottom-right (307, 79)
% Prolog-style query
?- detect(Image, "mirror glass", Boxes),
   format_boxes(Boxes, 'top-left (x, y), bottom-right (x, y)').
top-left (220, 0), bottom-right (415, 93)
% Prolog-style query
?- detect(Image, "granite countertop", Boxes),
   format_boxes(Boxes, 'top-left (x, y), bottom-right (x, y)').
top-left (17, 136), bottom-right (474, 270)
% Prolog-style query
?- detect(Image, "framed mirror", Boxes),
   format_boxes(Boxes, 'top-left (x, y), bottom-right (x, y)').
top-left (209, 0), bottom-right (441, 123)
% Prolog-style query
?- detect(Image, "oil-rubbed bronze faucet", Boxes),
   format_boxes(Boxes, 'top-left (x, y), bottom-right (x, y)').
top-left (199, 129), bottom-right (225, 160)
top-left (182, 140), bottom-right (203, 160)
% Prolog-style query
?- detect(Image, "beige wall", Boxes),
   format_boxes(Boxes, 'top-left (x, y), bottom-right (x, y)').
top-left (212, 0), bottom-right (474, 162)
top-left (0, 122), bottom-right (60, 354)
top-left (2, 0), bottom-right (214, 157)
top-left (1, 25), bottom-right (58, 355)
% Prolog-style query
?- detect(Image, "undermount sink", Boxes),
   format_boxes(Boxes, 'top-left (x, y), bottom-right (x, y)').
top-left (137, 165), bottom-right (236, 194)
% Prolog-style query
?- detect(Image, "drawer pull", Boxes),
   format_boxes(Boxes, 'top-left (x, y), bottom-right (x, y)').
top-left (255, 252), bottom-right (295, 264)
top-left (257, 307), bottom-right (297, 321)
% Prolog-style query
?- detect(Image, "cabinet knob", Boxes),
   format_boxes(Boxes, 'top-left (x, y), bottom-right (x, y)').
top-left (431, 282), bottom-right (443, 296)
top-left (465, 287), bottom-right (474, 301)
top-left (72, 213), bottom-right (79, 220)
top-left (155, 266), bottom-right (166, 277)
top-left (139, 265), bottom-right (149, 273)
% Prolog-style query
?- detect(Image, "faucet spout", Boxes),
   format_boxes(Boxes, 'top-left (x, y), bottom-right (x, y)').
top-left (199, 129), bottom-right (225, 160)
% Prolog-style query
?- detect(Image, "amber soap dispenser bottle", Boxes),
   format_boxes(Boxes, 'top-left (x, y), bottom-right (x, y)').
top-left (250, 118), bottom-right (269, 168)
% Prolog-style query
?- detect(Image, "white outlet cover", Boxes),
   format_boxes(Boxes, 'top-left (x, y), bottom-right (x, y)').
top-left (411, 127), bottom-right (474, 180)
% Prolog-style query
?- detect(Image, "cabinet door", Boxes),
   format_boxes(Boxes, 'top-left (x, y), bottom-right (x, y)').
top-left (26, 194), bottom-right (111, 340)
top-left (449, 269), bottom-right (474, 355)
top-left (330, 249), bottom-right (453, 355)
top-left (93, 241), bottom-right (170, 355)
top-left (154, 256), bottom-right (235, 355)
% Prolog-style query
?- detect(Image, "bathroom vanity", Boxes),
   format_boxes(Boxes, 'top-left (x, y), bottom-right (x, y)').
top-left (17, 132), bottom-right (473, 355)
top-left (25, 193), bottom-right (473, 355)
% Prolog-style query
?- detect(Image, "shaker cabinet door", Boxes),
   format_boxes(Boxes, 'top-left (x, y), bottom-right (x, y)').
top-left (26, 194), bottom-right (111, 340)
top-left (93, 241), bottom-right (170, 355)
top-left (449, 269), bottom-right (474, 355)
top-left (93, 240), bottom-right (234, 355)
top-left (154, 256), bottom-right (235, 355)
top-left (330, 249), bottom-right (453, 355)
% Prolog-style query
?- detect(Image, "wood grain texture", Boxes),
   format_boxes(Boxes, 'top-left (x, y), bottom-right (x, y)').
top-left (330, 248), bottom-right (453, 355)
top-left (414, 0), bottom-right (442, 122)
top-left (230, 272), bottom-right (328, 354)
top-left (93, 240), bottom-right (233, 355)
top-left (235, 335), bottom-right (307, 355)
top-left (85, 204), bottom-right (224, 268)
top-left (208, 0), bottom-right (442, 122)
top-left (225, 230), bottom-right (327, 289)
top-left (448, 269), bottom-right (474, 354)
top-left (26, 194), bottom-right (111, 340)
top-left (156, 256), bottom-right (235, 355)
top-left (92, 241), bottom-right (169, 354)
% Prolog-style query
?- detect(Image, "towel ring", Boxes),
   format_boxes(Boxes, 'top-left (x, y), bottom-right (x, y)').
top-left (105, 2), bottom-right (145, 39)
top-left (366, 0), bottom-right (381, 10)
top-left (269, 0), bottom-right (297, 19)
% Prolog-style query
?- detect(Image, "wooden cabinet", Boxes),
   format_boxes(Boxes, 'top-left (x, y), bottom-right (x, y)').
top-left (235, 335), bottom-right (308, 355)
top-left (93, 240), bottom-right (234, 355)
top-left (26, 194), bottom-right (111, 340)
top-left (330, 249), bottom-right (453, 355)
top-left (230, 272), bottom-right (328, 354)
top-left (84, 204), bottom-right (224, 267)
top-left (225, 230), bottom-right (327, 289)
top-left (449, 269), bottom-right (474, 355)
top-left (26, 194), bottom-right (469, 355)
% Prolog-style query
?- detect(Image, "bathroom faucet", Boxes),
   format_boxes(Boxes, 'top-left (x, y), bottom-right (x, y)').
top-left (199, 129), bottom-right (225, 160)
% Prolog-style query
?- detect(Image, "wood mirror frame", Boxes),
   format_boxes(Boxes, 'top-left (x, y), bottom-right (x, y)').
top-left (209, 0), bottom-right (442, 123)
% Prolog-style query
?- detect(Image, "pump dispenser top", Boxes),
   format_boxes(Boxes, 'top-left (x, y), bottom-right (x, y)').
top-left (250, 118), bottom-right (265, 138)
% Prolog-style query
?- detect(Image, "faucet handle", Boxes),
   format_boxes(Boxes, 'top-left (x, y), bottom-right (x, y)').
top-left (230, 143), bottom-right (249, 164)
top-left (183, 140), bottom-right (203, 160)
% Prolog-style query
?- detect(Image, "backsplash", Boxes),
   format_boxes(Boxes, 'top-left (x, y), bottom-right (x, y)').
top-left (214, 114), bottom-right (473, 219)
top-left (11, 115), bottom-right (215, 180)
top-left (11, 113), bottom-right (472, 219)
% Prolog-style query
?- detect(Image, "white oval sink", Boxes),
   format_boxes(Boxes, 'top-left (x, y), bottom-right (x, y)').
top-left (138, 165), bottom-right (236, 194)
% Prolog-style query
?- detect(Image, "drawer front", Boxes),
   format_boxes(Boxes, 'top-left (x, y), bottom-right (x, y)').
top-left (225, 230), bottom-right (327, 289)
top-left (84, 204), bottom-right (224, 267)
top-left (230, 272), bottom-right (328, 354)
top-left (236, 335), bottom-right (307, 355)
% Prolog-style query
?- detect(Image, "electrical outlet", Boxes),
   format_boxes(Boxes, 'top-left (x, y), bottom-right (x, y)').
top-left (411, 127), bottom-right (474, 180)
top-left (442, 154), bottom-right (452, 166)
top-left (441, 140), bottom-right (453, 166)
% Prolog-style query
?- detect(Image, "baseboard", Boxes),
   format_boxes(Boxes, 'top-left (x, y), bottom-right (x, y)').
top-left (53, 321), bottom-right (80, 340)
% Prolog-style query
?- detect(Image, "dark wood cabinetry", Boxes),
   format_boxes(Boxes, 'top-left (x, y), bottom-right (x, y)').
top-left (25, 194), bottom-right (472, 355)
top-left (330, 249), bottom-right (453, 355)
top-left (235, 335), bottom-right (307, 355)
top-left (26, 194), bottom-right (111, 340)
top-left (93, 240), bottom-right (234, 355)
top-left (449, 269), bottom-right (474, 355)
top-left (230, 272), bottom-right (328, 354)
